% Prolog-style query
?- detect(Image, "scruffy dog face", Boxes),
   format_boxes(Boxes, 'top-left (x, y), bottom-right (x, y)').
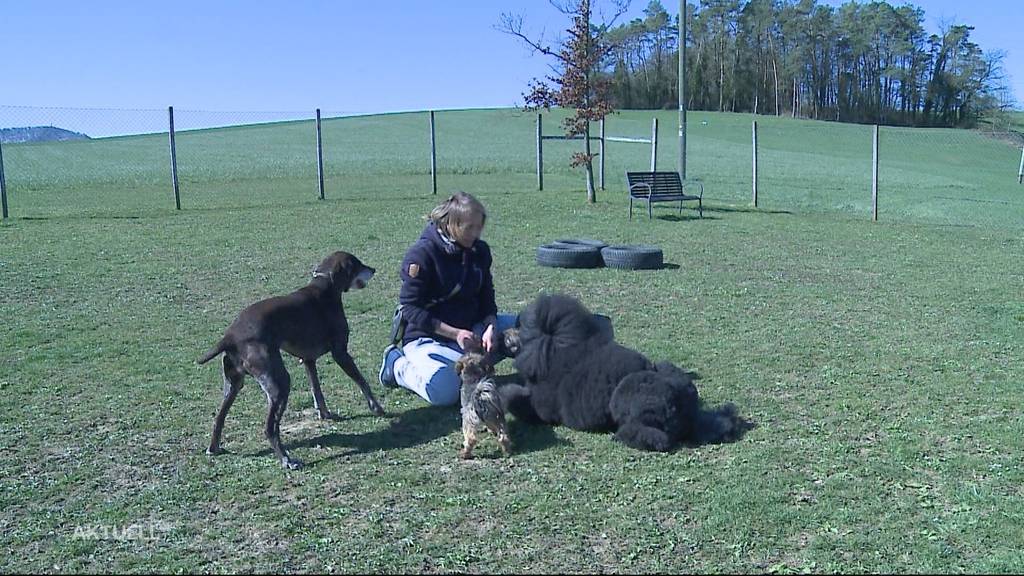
top-left (454, 350), bottom-right (510, 459)
top-left (454, 350), bottom-right (494, 385)
top-left (498, 327), bottom-right (522, 358)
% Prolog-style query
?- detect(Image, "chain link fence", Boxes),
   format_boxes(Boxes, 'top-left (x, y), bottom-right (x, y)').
top-left (2, 104), bottom-right (1022, 227)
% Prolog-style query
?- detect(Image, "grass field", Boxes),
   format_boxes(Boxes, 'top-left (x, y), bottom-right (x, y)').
top-left (2, 109), bottom-right (1024, 573)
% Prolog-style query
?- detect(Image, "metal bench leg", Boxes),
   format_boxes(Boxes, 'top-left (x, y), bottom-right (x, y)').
top-left (678, 199), bottom-right (683, 216)
top-left (629, 198), bottom-right (633, 220)
top-left (648, 199), bottom-right (653, 219)
top-left (698, 198), bottom-right (703, 218)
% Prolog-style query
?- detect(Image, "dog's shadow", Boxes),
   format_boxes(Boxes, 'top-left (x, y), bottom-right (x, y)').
top-left (683, 406), bottom-right (757, 449)
top-left (670, 370), bottom-right (758, 449)
top-left (492, 373), bottom-right (570, 456)
top-left (290, 405), bottom-right (462, 462)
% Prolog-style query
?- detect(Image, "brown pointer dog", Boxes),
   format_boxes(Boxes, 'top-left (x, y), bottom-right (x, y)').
top-left (198, 251), bottom-right (385, 469)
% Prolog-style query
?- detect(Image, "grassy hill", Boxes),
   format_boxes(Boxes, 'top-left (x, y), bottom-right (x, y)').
top-left (3, 108), bottom-right (1022, 227)
top-left (2, 110), bottom-right (1023, 573)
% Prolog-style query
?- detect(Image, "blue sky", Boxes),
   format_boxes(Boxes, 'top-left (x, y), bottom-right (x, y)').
top-left (1, 0), bottom-right (1020, 114)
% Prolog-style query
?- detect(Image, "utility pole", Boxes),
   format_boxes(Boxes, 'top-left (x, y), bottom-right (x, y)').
top-left (678, 0), bottom-right (687, 180)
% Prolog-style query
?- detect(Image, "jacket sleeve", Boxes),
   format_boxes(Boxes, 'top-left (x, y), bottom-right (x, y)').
top-left (398, 249), bottom-right (438, 333)
top-left (477, 243), bottom-right (498, 322)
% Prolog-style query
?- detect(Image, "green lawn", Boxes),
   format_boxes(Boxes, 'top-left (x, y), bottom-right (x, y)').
top-left (2, 110), bottom-right (1023, 573)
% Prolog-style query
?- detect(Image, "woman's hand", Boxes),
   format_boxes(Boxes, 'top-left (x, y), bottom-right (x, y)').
top-left (456, 329), bottom-right (480, 351)
top-left (481, 323), bottom-right (497, 353)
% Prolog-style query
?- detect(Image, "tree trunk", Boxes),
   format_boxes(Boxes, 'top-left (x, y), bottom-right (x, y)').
top-left (769, 43), bottom-right (780, 115)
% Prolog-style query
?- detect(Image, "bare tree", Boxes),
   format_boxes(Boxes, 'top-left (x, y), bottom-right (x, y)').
top-left (499, 0), bottom-right (630, 203)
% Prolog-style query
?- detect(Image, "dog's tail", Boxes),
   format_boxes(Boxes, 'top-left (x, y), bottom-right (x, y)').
top-left (197, 337), bottom-right (229, 365)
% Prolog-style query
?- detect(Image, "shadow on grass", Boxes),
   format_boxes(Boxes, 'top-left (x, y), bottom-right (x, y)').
top-left (492, 373), bottom-right (571, 456)
top-left (649, 205), bottom-right (792, 221)
top-left (292, 404), bottom-right (462, 462)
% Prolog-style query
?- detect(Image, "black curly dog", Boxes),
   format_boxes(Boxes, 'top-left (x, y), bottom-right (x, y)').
top-left (498, 293), bottom-right (744, 452)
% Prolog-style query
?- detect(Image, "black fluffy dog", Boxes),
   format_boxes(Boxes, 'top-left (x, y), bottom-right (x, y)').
top-left (500, 293), bottom-right (742, 452)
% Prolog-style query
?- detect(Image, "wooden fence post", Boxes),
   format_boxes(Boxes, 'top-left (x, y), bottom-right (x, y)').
top-left (599, 117), bottom-right (605, 190)
top-left (536, 113), bottom-right (543, 191)
top-left (316, 109), bottom-right (325, 200)
top-left (168, 106), bottom-right (181, 211)
top-left (752, 120), bottom-right (758, 207)
top-left (0, 137), bottom-right (8, 219)
top-left (430, 111), bottom-right (437, 195)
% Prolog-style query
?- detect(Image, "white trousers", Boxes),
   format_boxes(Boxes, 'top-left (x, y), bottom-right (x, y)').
top-left (393, 313), bottom-right (518, 406)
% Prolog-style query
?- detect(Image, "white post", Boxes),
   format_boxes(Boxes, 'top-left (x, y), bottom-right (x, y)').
top-left (872, 125), bottom-right (879, 222)
top-left (1018, 144), bottom-right (1023, 184)
top-left (599, 117), bottom-right (605, 190)
top-left (650, 117), bottom-right (658, 172)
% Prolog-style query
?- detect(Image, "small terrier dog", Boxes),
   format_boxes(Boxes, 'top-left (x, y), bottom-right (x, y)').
top-left (454, 348), bottom-right (511, 459)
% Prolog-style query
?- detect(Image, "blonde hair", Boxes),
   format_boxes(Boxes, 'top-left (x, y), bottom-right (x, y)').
top-left (429, 192), bottom-right (487, 243)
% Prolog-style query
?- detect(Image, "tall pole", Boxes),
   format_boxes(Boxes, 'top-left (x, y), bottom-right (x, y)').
top-left (678, 0), bottom-right (687, 181)
top-left (1018, 144), bottom-right (1023, 184)
top-left (872, 125), bottom-right (879, 222)
top-left (752, 121), bottom-right (758, 207)
top-left (168, 106), bottom-right (181, 211)
top-left (536, 113), bottom-right (543, 191)
top-left (429, 111), bottom-right (437, 195)
top-left (599, 117), bottom-right (606, 190)
top-left (315, 109), bottom-right (325, 200)
top-left (0, 137), bottom-right (8, 219)
top-left (650, 117), bottom-right (658, 171)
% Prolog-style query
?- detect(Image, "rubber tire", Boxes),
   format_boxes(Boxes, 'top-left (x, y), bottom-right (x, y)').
top-left (553, 238), bottom-right (608, 250)
top-left (536, 243), bottom-right (602, 269)
top-left (600, 245), bottom-right (664, 270)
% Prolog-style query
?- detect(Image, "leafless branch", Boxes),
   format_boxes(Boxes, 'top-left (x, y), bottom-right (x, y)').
top-left (496, 12), bottom-right (565, 62)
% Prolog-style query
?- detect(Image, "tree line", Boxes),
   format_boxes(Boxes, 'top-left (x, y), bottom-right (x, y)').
top-left (603, 0), bottom-right (1012, 127)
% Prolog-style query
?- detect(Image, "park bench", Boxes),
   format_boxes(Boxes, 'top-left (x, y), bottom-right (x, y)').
top-left (626, 171), bottom-right (703, 220)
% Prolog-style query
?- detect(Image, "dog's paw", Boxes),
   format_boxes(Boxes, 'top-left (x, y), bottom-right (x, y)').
top-left (368, 401), bottom-right (386, 416)
top-left (206, 445), bottom-right (223, 456)
top-left (282, 457), bottom-right (304, 470)
top-left (498, 437), bottom-right (513, 456)
top-left (458, 448), bottom-right (474, 460)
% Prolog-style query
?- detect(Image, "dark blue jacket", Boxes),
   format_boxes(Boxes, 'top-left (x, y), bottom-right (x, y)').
top-left (398, 222), bottom-right (497, 345)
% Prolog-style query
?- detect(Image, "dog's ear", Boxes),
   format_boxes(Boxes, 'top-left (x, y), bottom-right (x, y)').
top-left (481, 354), bottom-right (496, 374)
top-left (454, 357), bottom-right (466, 376)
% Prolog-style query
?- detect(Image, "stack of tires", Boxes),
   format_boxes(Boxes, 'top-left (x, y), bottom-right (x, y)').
top-left (536, 239), bottom-right (663, 270)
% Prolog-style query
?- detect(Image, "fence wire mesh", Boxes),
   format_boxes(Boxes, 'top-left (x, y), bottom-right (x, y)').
top-left (1, 104), bottom-right (1021, 228)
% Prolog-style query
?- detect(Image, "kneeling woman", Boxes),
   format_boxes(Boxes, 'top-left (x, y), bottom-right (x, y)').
top-left (378, 192), bottom-right (516, 406)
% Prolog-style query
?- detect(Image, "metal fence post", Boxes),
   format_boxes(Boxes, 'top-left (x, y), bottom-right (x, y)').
top-left (752, 120), bottom-right (758, 207)
top-left (0, 137), bottom-right (8, 219)
top-left (536, 113), bottom-right (543, 191)
top-left (650, 117), bottom-right (658, 172)
top-left (429, 111), bottom-right (437, 195)
top-left (599, 117), bottom-right (605, 190)
top-left (1018, 143), bottom-right (1023, 184)
top-left (168, 106), bottom-right (181, 211)
top-left (872, 125), bottom-right (879, 222)
top-left (316, 109), bottom-right (325, 200)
